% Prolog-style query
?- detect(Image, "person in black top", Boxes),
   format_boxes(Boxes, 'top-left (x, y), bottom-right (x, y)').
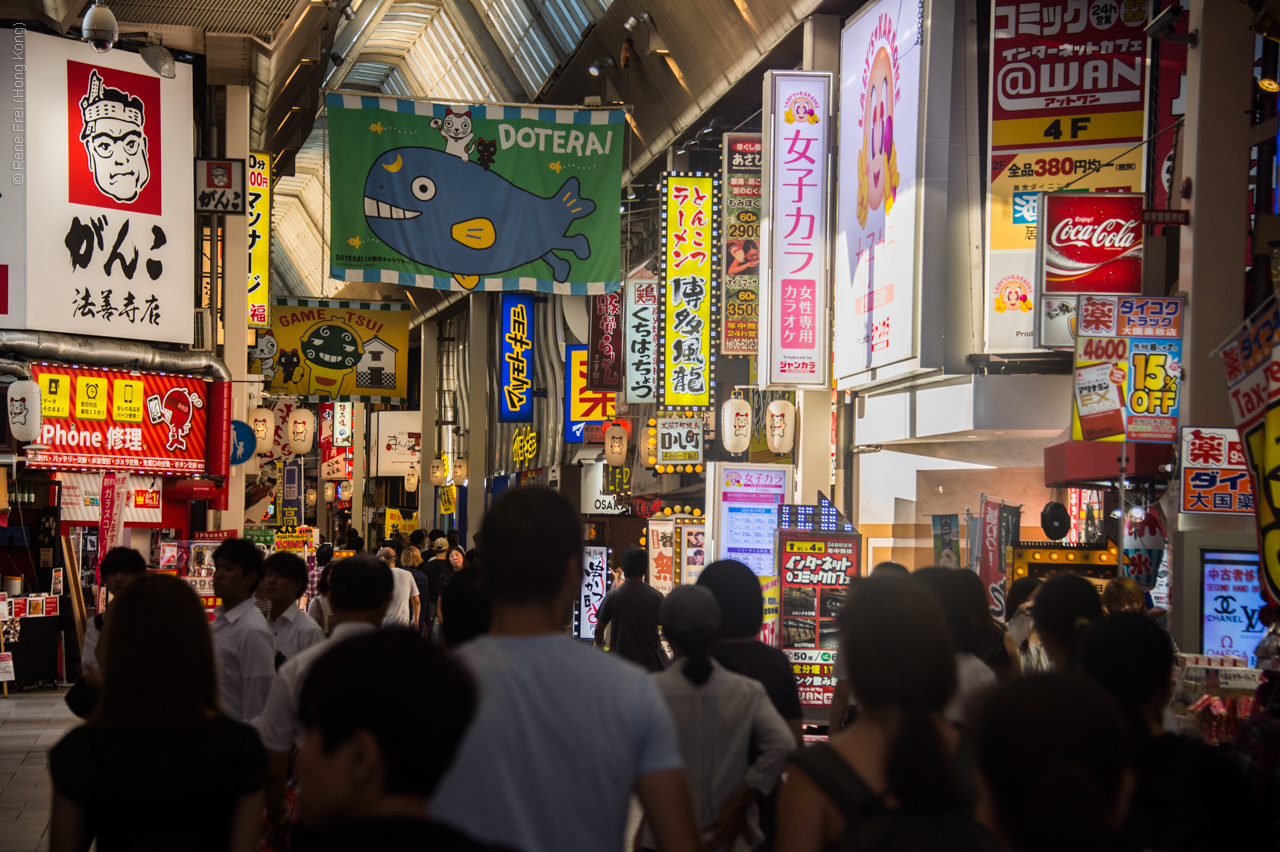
top-left (438, 568), bottom-right (492, 648)
top-left (50, 574), bottom-right (267, 852)
top-left (698, 559), bottom-right (805, 848)
top-left (423, 538), bottom-right (450, 628)
top-left (294, 628), bottom-right (512, 851)
top-left (593, 545), bottom-right (667, 671)
top-left (1080, 612), bottom-right (1269, 851)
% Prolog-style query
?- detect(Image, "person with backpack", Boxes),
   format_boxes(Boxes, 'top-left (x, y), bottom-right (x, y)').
top-left (776, 576), bottom-right (994, 852)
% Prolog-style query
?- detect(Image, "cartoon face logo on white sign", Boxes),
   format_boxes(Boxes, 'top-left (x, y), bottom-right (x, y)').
top-left (79, 69), bottom-right (151, 204)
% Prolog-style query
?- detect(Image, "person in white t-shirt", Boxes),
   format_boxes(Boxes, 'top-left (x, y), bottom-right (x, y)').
top-left (431, 487), bottom-right (701, 852)
top-left (262, 552), bottom-right (324, 668)
top-left (258, 554), bottom-right (394, 847)
top-left (210, 539), bottom-right (276, 725)
top-left (377, 547), bottom-right (419, 628)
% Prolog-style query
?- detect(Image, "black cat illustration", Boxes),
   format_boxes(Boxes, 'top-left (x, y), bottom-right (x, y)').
top-left (278, 349), bottom-right (303, 384)
top-left (475, 137), bottom-right (497, 171)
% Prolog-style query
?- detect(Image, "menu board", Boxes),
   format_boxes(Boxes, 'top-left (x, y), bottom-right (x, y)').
top-left (779, 531), bottom-right (861, 707)
top-left (1202, 550), bottom-right (1266, 667)
top-left (710, 463), bottom-right (792, 577)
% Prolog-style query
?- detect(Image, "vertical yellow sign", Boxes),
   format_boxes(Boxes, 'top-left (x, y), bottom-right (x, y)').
top-left (661, 174), bottom-right (716, 409)
top-left (247, 152), bottom-right (272, 328)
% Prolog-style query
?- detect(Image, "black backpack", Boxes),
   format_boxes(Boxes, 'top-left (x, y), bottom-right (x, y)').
top-left (792, 744), bottom-right (997, 852)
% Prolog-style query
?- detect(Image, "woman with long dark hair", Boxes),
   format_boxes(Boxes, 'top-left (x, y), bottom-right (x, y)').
top-left (640, 585), bottom-right (794, 852)
top-left (1031, 572), bottom-right (1103, 670)
top-left (777, 576), bottom-right (991, 851)
top-left (49, 574), bottom-right (267, 852)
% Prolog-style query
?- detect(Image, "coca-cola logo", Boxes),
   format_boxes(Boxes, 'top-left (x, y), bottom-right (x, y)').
top-left (1050, 217), bottom-right (1140, 251)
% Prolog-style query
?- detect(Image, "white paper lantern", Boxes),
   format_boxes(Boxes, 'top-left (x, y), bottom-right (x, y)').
top-left (287, 408), bottom-right (316, 455)
top-left (765, 399), bottom-right (796, 454)
top-left (722, 394), bottom-right (751, 454)
top-left (338, 481), bottom-right (354, 501)
top-left (7, 380), bottom-right (41, 444)
top-left (249, 407), bottom-right (276, 455)
top-left (324, 481), bottom-right (335, 503)
top-left (429, 458), bottom-right (447, 486)
top-left (604, 423), bottom-right (628, 467)
top-left (405, 465), bottom-right (420, 493)
top-left (305, 487), bottom-right (317, 508)
top-left (453, 457), bottom-right (468, 482)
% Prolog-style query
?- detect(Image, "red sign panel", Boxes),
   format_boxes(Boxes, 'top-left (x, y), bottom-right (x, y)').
top-left (1041, 192), bottom-right (1143, 293)
top-left (587, 292), bottom-right (623, 392)
top-left (27, 365), bottom-right (207, 475)
top-left (779, 532), bottom-right (860, 708)
top-left (1181, 427), bottom-right (1255, 516)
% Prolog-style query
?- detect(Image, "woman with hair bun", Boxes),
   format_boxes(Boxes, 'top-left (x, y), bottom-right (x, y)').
top-left (973, 673), bottom-right (1134, 852)
top-left (777, 577), bottom-right (992, 851)
top-left (1031, 572), bottom-right (1103, 670)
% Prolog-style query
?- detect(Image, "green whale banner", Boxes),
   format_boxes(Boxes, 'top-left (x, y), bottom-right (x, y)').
top-left (327, 94), bottom-right (625, 294)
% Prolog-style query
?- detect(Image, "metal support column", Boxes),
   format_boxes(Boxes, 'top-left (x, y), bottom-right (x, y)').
top-left (221, 85), bottom-right (250, 530)
top-left (466, 295), bottom-right (489, 548)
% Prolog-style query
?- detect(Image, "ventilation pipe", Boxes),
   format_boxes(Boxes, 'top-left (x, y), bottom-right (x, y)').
top-left (0, 331), bottom-right (233, 509)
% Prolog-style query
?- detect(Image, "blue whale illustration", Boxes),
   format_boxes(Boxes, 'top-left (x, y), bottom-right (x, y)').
top-left (363, 146), bottom-right (595, 283)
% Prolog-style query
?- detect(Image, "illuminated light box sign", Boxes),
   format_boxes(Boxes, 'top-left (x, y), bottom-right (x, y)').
top-left (27, 365), bottom-right (207, 475)
top-left (499, 293), bottom-right (535, 422)
top-left (1071, 295), bottom-right (1183, 444)
top-left (574, 545), bottom-right (610, 640)
top-left (587, 292), bottom-right (623, 392)
top-left (1181, 427), bottom-right (1254, 516)
top-left (708, 462), bottom-right (793, 578)
top-left (624, 274), bottom-right (660, 404)
top-left (721, 132), bottom-right (762, 355)
top-left (658, 173), bottom-right (719, 410)
top-left (564, 344), bottom-right (615, 443)
top-left (1035, 192), bottom-right (1144, 349)
top-left (761, 71), bottom-right (832, 388)
top-left (246, 152), bottom-right (272, 328)
top-left (1202, 550), bottom-right (1266, 667)
top-left (654, 417), bottom-right (704, 466)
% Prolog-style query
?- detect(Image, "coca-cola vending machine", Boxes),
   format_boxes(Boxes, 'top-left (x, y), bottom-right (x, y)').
top-left (1035, 193), bottom-right (1144, 349)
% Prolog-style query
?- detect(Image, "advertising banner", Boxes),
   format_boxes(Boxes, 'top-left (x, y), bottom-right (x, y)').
top-left (647, 518), bottom-right (675, 595)
top-left (1035, 192), bottom-right (1143, 348)
top-left (57, 472), bottom-right (162, 524)
top-left (675, 523), bottom-right (707, 586)
top-left (246, 152), bottom-right (272, 328)
top-left (0, 32), bottom-right (195, 344)
top-left (1219, 300), bottom-right (1280, 605)
top-left (834, 4), bottom-right (922, 378)
top-left (625, 275), bottom-right (660, 404)
top-left (1181, 427), bottom-right (1254, 516)
top-left (564, 345), bottom-right (616, 443)
top-left (27, 365), bottom-right (207, 475)
top-left (1071, 296), bottom-right (1183, 443)
top-left (499, 293), bottom-right (535, 422)
top-left (779, 533), bottom-right (860, 707)
top-left (932, 514), bottom-right (960, 568)
top-left (984, 2), bottom-right (1150, 352)
top-left (579, 462), bottom-right (624, 515)
top-left (1202, 550), bottom-right (1267, 667)
top-left (332, 401), bottom-right (354, 447)
top-left (278, 459), bottom-right (304, 528)
top-left (711, 464), bottom-right (792, 577)
top-left (659, 173), bottom-right (718, 409)
top-left (721, 133), bottom-right (762, 355)
top-left (587, 292), bottom-right (623, 391)
top-left (576, 545), bottom-right (609, 640)
top-left (761, 71), bottom-right (832, 388)
top-left (384, 508), bottom-right (418, 538)
top-left (760, 575), bottom-right (781, 647)
top-left (370, 410), bottom-right (421, 477)
top-left (326, 95), bottom-right (623, 294)
top-left (251, 299), bottom-right (411, 402)
top-left (97, 471), bottom-right (129, 579)
top-left (654, 417), bottom-right (704, 467)
top-left (979, 499), bottom-right (1005, 618)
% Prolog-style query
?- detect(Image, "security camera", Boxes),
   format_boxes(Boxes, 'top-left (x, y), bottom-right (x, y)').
top-left (82, 0), bottom-right (118, 53)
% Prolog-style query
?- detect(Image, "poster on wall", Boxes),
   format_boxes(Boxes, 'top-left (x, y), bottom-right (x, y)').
top-left (984, 1), bottom-right (1150, 352)
top-left (1180, 427), bottom-right (1254, 516)
top-left (575, 545), bottom-right (610, 640)
top-left (57, 472), bottom-right (163, 524)
top-left (647, 518), bottom-right (675, 595)
top-left (326, 95), bottom-right (624, 294)
top-left (564, 345), bottom-right (616, 443)
top-left (27, 365), bottom-right (207, 475)
top-left (499, 293), bottom-right (535, 422)
top-left (834, 3), bottom-right (922, 379)
top-left (246, 152), bottom-right (272, 328)
top-left (659, 173), bottom-right (718, 409)
top-left (721, 133), bottom-right (762, 355)
top-left (709, 463), bottom-right (793, 578)
top-left (674, 523), bottom-right (707, 586)
top-left (1071, 296), bottom-right (1183, 444)
top-left (760, 71), bottom-right (832, 388)
top-left (779, 532), bottom-right (860, 707)
top-left (251, 299), bottom-right (412, 402)
top-left (0, 31), bottom-right (195, 344)
top-left (625, 274), bottom-right (660, 403)
top-left (1035, 193), bottom-right (1144, 348)
top-left (587, 292), bottom-right (623, 391)
top-left (370, 410), bottom-right (422, 476)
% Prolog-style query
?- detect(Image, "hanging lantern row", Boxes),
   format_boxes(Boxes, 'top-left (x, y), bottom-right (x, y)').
top-left (324, 481), bottom-right (336, 503)
top-left (722, 392), bottom-right (750, 454)
top-left (249, 407), bottom-right (275, 455)
top-left (288, 408), bottom-right (316, 455)
top-left (429, 457), bottom-right (447, 486)
top-left (765, 399), bottom-right (796, 455)
top-left (454, 457), bottom-right (468, 482)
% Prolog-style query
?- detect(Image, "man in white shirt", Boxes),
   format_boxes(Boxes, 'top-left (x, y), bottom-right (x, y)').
top-left (81, 547), bottom-right (147, 688)
top-left (262, 552), bottom-right (325, 668)
top-left (258, 554), bottom-right (394, 846)
top-left (377, 546), bottom-right (419, 628)
top-left (431, 487), bottom-right (701, 852)
top-left (210, 538), bottom-right (276, 724)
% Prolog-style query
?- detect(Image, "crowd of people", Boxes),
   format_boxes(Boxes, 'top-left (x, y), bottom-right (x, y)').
top-left (44, 485), bottom-right (1280, 852)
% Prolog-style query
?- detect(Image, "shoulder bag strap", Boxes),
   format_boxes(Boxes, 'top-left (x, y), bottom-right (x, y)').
top-left (791, 743), bottom-right (884, 827)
